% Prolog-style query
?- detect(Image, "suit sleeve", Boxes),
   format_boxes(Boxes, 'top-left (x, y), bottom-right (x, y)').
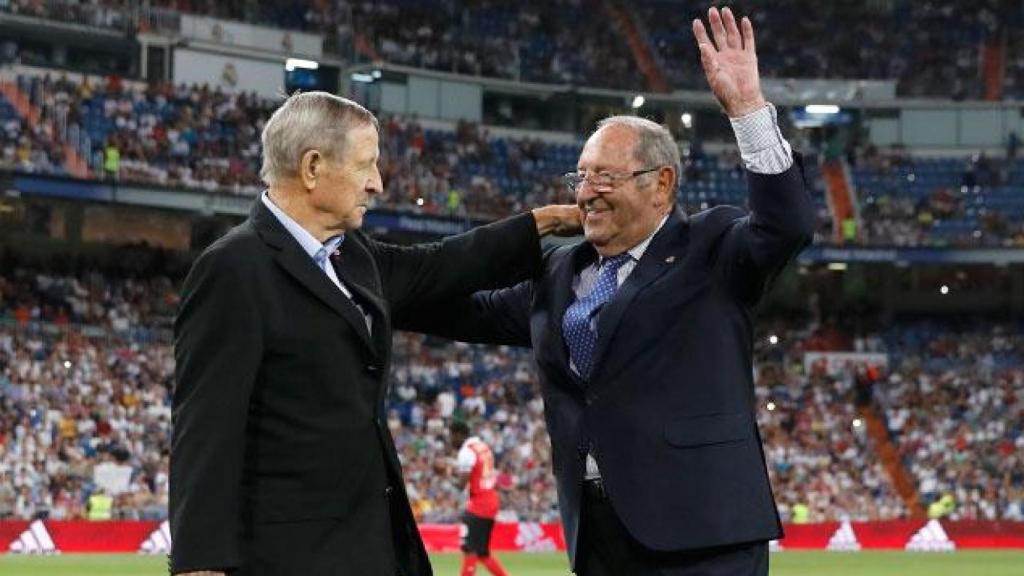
top-left (170, 246), bottom-right (262, 574)
top-left (367, 211), bottom-right (542, 317)
top-left (715, 153), bottom-right (816, 305)
top-left (394, 279), bottom-right (534, 347)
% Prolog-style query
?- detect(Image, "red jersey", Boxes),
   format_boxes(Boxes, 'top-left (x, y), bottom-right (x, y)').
top-left (456, 437), bottom-right (500, 518)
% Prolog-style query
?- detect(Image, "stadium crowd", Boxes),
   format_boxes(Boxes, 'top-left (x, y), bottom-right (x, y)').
top-left (2, 0), bottom-right (1018, 99)
top-left (2, 263), bottom-right (1022, 523)
top-left (637, 0), bottom-right (1006, 100)
top-left (8, 73), bottom-right (1024, 248)
top-left (876, 321), bottom-right (1024, 521)
top-left (852, 148), bottom-right (1024, 248)
top-left (756, 362), bottom-right (908, 523)
top-left (15, 73), bottom-right (273, 196)
top-left (348, 0), bottom-right (645, 90)
top-left (7, 73), bottom-right (575, 218)
top-left (0, 92), bottom-right (65, 175)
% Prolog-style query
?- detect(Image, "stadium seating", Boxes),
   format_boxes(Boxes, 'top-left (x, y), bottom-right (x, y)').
top-left (875, 320), bottom-right (1024, 520)
top-left (16, 74), bottom-right (271, 196)
top-left (3, 265), bottom-right (1022, 522)
top-left (853, 150), bottom-right (1024, 247)
top-left (635, 0), bottom-right (996, 99)
top-left (0, 92), bottom-right (66, 176)
top-left (4, 0), bottom-right (1016, 100)
top-left (8, 72), bottom-right (1024, 247)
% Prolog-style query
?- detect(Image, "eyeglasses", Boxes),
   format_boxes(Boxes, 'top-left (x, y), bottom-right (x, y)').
top-left (563, 167), bottom-right (661, 194)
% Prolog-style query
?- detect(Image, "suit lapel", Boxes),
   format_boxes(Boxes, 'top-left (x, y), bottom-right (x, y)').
top-left (251, 200), bottom-right (378, 356)
top-left (589, 209), bottom-right (689, 381)
top-left (331, 235), bottom-right (390, 361)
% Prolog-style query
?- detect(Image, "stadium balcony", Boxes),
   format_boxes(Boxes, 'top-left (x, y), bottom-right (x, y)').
top-left (0, 0), bottom-right (1019, 101)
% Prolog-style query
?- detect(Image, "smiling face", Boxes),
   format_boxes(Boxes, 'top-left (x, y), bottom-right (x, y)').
top-left (309, 122), bottom-right (383, 235)
top-left (576, 124), bottom-right (671, 256)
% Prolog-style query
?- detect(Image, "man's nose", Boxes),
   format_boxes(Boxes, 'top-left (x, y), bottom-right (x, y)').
top-left (368, 169), bottom-right (383, 195)
top-left (576, 182), bottom-right (599, 205)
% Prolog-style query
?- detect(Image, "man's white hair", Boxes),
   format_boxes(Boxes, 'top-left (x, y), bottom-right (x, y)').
top-left (594, 116), bottom-right (681, 196)
top-left (259, 91), bottom-right (378, 186)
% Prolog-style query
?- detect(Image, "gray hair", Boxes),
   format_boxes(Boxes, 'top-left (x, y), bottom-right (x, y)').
top-left (260, 91), bottom-right (379, 186)
top-left (595, 116), bottom-right (680, 196)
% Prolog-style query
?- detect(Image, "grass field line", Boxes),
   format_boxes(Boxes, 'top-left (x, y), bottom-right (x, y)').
top-left (1, 551), bottom-right (1023, 575)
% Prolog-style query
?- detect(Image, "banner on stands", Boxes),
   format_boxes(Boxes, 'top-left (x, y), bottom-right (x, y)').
top-left (803, 351), bottom-right (889, 376)
top-left (2, 520), bottom-right (1023, 554)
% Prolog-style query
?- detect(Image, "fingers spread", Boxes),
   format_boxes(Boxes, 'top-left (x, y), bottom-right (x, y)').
top-left (722, 7), bottom-right (742, 50)
top-left (741, 16), bottom-right (756, 53)
top-left (692, 19), bottom-right (713, 50)
top-left (708, 7), bottom-right (728, 52)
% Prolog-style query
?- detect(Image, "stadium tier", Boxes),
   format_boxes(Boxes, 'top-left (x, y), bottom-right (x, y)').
top-left (6, 0), bottom-right (1003, 99)
top-left (5, 73), bottom-right (1024, 247)
top-left (636, 0), bottom-right (1004, 99)
top-left (2, 267), bottom-right (1022, 524)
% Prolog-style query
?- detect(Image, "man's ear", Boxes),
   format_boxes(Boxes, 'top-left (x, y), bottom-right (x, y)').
top-left (655, 166), bottom-right (676, 207)
top-left (299, 149), bottom-right (321, 191)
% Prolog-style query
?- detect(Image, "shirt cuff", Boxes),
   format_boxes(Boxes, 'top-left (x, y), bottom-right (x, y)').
top-left (729, 103), bottom-right (794, 175)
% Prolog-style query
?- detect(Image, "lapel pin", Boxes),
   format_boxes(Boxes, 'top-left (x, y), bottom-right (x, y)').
top-left (665, 256), bottom-right (675, 264)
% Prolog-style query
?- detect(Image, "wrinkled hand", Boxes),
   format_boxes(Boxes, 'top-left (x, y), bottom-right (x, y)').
top-left (692, 6), bottom-right (766, 118)
top-left (533, 205), bottom-right (583, 237)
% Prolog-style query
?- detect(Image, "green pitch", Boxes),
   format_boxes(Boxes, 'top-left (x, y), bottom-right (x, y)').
top-left (1, 551), bottom-right (1023, 575)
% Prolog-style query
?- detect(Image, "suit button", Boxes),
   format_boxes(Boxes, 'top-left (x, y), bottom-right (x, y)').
top-left (384, 485), bottom-right (394, 497)
top-left (366, 364), bottom-right (379, 374)
top-left (376, 416), bottom-right (385, 428)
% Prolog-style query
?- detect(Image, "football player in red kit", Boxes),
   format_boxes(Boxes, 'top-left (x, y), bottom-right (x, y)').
top-left (450, 420), bottom-right (509, 576)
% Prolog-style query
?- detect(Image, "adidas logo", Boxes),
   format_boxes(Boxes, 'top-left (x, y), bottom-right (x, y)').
top-left (513, 522), bottom-right (557, 552)
top-left (139, 520), bottom-right (172, 554)
top-left (8, 520), bottom-right (59, 554)
top-left (826, 520), bottom-right (861, 551)
top-left (906, 519), bottom-right (956, 552)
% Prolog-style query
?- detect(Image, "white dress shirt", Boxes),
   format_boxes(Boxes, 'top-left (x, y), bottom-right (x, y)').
top-left (261, 191), bottom-right (372, 334)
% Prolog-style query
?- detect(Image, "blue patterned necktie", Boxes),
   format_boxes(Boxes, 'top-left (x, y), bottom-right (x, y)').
top-left (562, 253), bottom-right (632, 380)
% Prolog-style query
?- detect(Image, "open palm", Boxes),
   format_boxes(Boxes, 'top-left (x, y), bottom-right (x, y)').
top-left (693, 7), bottom-right (766, 118)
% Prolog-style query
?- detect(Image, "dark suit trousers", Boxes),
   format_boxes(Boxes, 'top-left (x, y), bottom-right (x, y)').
top-left (578, 481), bottom-right (768, 576)
top-left (237, 513), bottom-right (398, 576)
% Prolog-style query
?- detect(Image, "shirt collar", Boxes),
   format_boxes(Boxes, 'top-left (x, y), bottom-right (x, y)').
top-left (600, 213), bottom-right (670, 266)
top-left (262, 191), bottom-right (344, 262)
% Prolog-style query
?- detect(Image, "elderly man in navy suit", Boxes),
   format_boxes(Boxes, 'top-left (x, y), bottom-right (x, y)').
top-left (402, 7), bottom-right (815, 575)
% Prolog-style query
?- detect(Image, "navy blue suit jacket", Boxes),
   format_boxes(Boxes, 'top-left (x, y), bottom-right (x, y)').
top-left (401, 157), bottom-right (815, 567)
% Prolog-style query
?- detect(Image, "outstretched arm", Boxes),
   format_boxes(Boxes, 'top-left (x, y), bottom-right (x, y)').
top-left (394, 279), bottom-right (535, 348)
top-left (369, 205), bottom-right (578, 317)
top-left (693, 7), bottom-right (814, 303)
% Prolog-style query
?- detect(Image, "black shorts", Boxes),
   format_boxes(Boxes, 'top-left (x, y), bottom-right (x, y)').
top-left (460, 512), bottom-right (496, 556)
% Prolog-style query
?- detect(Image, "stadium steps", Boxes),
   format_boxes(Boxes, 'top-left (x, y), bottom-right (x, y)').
top-left (860, 403), bottom-right (926, 518)
top-left (0, 80), bottom-right (90, 179)
top-left (605, 0), bottom-right (672, 93)
top-left (821, 159), bottom-right (860, 244)
top-left (981, 33), bottom-right (1005, 101)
